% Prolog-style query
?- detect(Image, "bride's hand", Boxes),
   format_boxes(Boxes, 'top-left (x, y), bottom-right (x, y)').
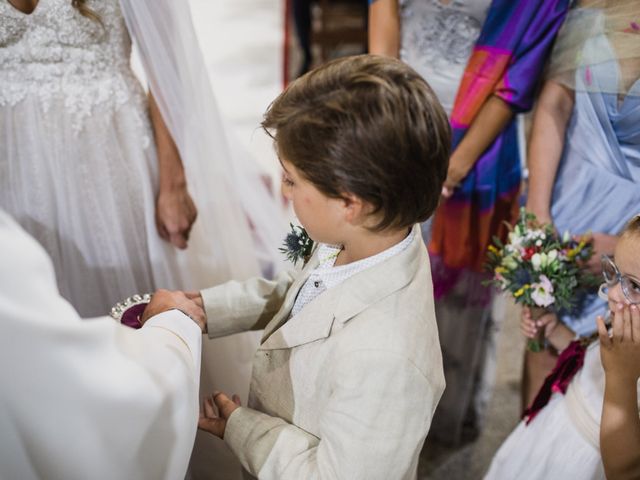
top-left (155, 186), bottom-right (197, 249)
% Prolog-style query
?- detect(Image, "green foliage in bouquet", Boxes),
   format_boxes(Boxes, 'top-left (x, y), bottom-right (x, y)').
top-left (485, 209), bottom-right (600, 351)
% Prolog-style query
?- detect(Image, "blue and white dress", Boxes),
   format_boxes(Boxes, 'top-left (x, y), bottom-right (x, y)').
top-left (551, 32), bottom-right (640, 337)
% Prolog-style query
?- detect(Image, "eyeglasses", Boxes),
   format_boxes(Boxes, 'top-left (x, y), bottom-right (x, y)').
top-left (599, 254), bottom-right (640, 305)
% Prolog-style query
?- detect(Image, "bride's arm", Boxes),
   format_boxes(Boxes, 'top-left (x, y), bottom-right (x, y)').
top-left (368, 0), bottom-right (400, 57)
top-left (148, 92), bottom-right (197, 249)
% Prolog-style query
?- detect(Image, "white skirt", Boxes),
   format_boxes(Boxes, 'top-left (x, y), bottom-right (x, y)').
top-left (484, 389), bottom-right (604, 479)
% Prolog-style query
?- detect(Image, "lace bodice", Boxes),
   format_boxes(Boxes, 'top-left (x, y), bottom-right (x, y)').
top-left (399, 0), bottom-right (491, 113)
top-left (400, 0), bottom-right (490, 68)
top-left (0, 0), bottom-right (147, 133)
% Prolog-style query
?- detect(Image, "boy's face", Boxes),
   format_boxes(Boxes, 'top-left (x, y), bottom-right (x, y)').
top-left (280, 158), bottom-right (347, 245)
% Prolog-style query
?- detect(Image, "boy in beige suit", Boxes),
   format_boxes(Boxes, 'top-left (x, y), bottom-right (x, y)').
top-left (194, 54), bottom-right (450, 479)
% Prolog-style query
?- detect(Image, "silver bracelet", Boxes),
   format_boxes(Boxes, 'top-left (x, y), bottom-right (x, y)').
top-left (109, 293), bottom-right (152, 329)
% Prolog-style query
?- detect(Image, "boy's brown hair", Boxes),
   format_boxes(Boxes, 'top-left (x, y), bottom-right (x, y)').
top-left (262, 54), bottom-right (451, 231)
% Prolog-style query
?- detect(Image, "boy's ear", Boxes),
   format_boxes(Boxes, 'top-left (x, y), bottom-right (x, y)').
top-left (341, 193), bottom-right (371, 225)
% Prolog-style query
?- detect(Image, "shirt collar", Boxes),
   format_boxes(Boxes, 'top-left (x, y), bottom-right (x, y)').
top-left (311, 228), bottom-right (415, 291)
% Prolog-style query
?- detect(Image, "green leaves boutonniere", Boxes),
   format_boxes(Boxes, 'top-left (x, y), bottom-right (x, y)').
top-left (279, 223), bottom-right (314, 265)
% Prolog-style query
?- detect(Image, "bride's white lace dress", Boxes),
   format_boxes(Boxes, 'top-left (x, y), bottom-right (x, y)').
top-left (0, 1), bottom-right (281, 477)
top-left (0, 0), bottom-right (264, 314)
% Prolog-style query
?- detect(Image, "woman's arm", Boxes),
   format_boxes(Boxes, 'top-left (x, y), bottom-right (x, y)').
top-left (524, 80), bottom-right (574, 224)
top-left (443, 95), bottom-right (513, 194)
top-left (368, 0), bottom-right (400, 57)
top-left (148, 92), bottom-right (197, 249)
top-left (525, 80), bottom-right (616, 274)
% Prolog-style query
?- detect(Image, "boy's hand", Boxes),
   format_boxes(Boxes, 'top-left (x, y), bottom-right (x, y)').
top-left (198, 392), bottom-right (241, 439)
top-left (598, 304), bottom-right (640, 382)
top-left (140, 289), bottom-right (206, 333)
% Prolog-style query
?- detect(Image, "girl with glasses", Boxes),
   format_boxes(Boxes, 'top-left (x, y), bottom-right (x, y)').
top-left (485, 215), bottom-right (640, 479)
top-left (521, 0), bottom-right (640, 409)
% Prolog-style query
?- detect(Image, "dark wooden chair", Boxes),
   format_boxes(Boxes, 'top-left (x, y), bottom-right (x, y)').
top-left (311, 0), bottom-right (368, 64)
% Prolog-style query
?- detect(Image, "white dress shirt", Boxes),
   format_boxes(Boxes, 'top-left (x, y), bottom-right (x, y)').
top-left (290, 229), bottom-right (415, 318)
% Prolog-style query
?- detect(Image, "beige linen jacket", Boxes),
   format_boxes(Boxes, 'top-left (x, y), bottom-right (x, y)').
top-left (201, 225), bottom-right (445, 480)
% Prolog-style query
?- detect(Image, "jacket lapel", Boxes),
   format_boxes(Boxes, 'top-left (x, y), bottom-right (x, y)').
top-left (260, 225), bottom-right (426, 350)
top-left (333, 228), bottom-right (425, 325)
top-left (259, 287), bottom-right (339, 350)
top-left (260, 251), bottom-right (320, 343)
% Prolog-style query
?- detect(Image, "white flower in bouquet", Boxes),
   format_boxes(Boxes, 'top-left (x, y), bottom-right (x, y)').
top-left (508, 231), bottom-right (523, 249)
top-left (531, 274), bottom-right (555, 307)
top-left (531, 250), bottom-right (559, 272)
top-left (531, 252), bottom-right (542, 271)
top-left (502, 255), bottom-right (519, 270)
top-left (524, 229), bottom-right (545, 242)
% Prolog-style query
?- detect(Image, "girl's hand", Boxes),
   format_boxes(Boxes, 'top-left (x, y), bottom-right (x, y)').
top-left (521, 306), bottom-right (558, 339)
top-left (155, 187), bottom-right (197, 249)
top-left (598, 304), bottom-right (640, 382)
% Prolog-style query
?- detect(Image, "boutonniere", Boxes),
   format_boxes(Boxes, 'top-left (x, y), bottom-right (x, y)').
top-left (279, 223), bottom-right (314, 265)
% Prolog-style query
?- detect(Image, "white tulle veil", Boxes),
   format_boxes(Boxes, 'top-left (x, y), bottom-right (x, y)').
top-left (546, 0), bottom-right (640, 95)
top-left (119, 0), bottom-right (287, 285)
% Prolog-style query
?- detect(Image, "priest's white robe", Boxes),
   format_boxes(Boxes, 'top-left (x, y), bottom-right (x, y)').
top-left (0, 210), bottom-right (202, 480)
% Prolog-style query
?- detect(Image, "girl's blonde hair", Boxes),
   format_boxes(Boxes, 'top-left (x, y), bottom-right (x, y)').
top-left (72, 0), bottom-right (100, 23)
top-left (622, 215), bottom-right (640, 237)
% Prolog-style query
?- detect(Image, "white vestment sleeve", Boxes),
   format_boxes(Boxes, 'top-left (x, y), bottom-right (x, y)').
top-left (0, 210), bottom-right (201, 480)
top-left (119, 0), bottom-right (287, 280)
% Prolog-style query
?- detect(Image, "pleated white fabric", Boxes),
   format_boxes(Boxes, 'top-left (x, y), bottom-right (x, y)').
top-left (0, 209), bottom-right (202, 480)
top-left (484, 344), bottom-right (609, 480)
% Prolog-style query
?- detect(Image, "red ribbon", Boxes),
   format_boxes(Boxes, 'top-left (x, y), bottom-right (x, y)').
top-left (523, 340), bottom-right (587, 424)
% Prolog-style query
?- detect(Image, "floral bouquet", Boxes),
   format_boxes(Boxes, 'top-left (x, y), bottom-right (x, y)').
top-left (485, 209), bottom-right (597, 351)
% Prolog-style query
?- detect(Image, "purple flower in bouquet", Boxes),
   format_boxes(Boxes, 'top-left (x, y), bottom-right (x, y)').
top-left (531, 275), bottom-right (554, 308)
